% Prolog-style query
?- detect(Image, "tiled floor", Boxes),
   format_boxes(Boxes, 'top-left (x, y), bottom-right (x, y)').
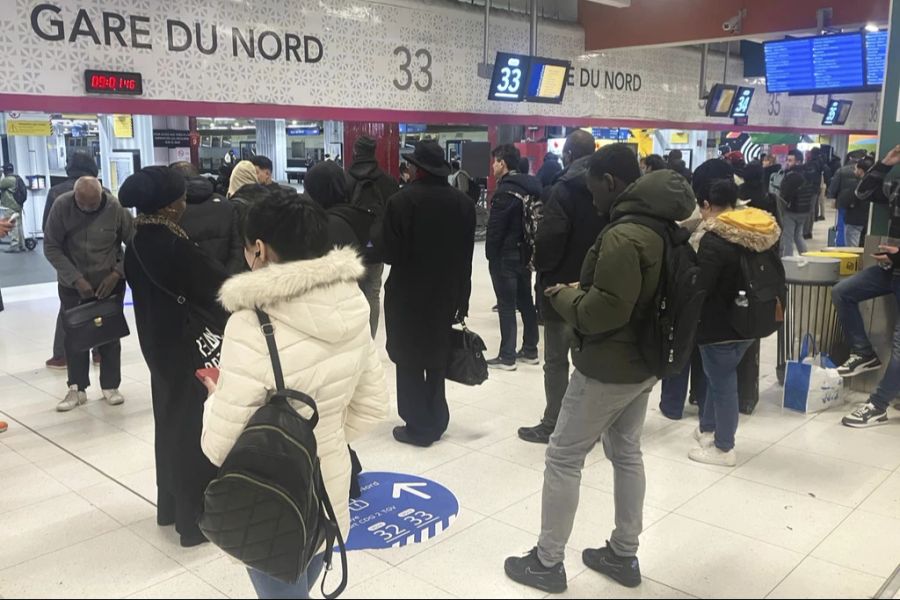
top-left (1, 237), bottom-right (899, 599)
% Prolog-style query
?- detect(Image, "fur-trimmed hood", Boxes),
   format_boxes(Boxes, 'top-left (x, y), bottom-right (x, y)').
top-left (218, 247), bottom-right (368, 343)
top-left (691, 207), bottom-right (781, 253)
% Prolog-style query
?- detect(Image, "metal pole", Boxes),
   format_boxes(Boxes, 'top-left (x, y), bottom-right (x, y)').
top-left (483, 0), bottom-right (491, 66)
top-left (530, 0), bottom-right (538, 56)
top-left (724, 42), bottom-right (730, 83)
top-left (699, 44), bottom-right (709, 99)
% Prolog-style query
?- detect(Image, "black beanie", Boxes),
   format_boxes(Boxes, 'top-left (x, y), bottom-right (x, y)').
top-left (119, 166), bottom-right (187, 215)
top-left (692, 159), bottom-right (735, 202)
top-left (353, 136), bottom-right (377, 160)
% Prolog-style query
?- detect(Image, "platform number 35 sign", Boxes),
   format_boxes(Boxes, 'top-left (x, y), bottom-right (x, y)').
top-left (394, 46), bottom-right (433, 92)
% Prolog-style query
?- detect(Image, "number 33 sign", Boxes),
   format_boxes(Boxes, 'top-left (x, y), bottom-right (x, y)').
top-left (345, 472), bottom-right (459, 551)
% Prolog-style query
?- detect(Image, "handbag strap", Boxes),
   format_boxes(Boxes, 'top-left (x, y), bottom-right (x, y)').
top-left (130, 240), bottom-right (187, 306)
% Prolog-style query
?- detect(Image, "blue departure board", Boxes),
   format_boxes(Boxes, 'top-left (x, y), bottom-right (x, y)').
top-left (865, 30), bottom-right (888, 86)
top-left (764, 33), bottom-right (865, 94)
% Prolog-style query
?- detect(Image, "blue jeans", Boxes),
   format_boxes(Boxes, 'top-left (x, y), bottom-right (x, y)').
top-left (247, 555), bottom-right (325, 600)
top-left (659, 350), bottom-right (706, 419)
top-left (832, 266), bottom-right (900, 410)
top-left (699, 341), bottom-right (755, 451)
top-left (844, 225), bottom-right (863, 248)
top-left (780, 210), bottom-right (808, 257)
top-left (489, 257), bottom-right (539, 362)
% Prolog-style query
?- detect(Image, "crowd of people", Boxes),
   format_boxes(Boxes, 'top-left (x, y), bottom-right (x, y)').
top-left (1, 130), bottom-right (899, 598)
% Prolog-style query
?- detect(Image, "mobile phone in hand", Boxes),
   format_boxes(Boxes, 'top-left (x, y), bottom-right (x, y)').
top-left (195, 367), bottom-right (220, 385)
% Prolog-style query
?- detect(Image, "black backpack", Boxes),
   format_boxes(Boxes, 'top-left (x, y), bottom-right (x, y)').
top-left (12, 176), bottom-right (27, 206)
top-left (609, 215), bottom-right (706, 378)
top-left (729, 246), bottom-right (786, 340)
top-left (199, 310), bottom-right (348, 598)
top-left (348, 178), bottom-right (386, 263)
top-left (330, 203), bottom-right (381, 264)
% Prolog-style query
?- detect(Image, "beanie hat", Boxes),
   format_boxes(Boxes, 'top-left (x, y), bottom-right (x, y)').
top-left (119, 166), bottom-right (187, 215)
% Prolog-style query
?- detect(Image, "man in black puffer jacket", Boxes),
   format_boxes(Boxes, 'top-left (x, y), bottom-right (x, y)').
top-left (518, 130), bottom-right (602, 444)
top-left (171, 162), bottom-right (245, 274)
top-left (486, 144), bottom-right (543, 370)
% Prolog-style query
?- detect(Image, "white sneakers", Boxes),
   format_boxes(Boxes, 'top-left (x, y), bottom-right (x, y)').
top-left (102, 389), bottom-right (125, 406)
top-left (57, 385), bottom-right (87, 412)
top-left (688, 427), bottom-right (736, 467)
top-left (56, 386), bottom-right (125, 412)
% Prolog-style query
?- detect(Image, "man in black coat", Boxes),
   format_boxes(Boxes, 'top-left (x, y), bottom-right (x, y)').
top-left (347, 136), bottom-right (400, 338)
top-left (518, 130), bottom-right (603, 444)
top-left (171, 162), bottom-right (245, 274)
top-left (382, 141), bottom-right (475, 447)
top-left (486, 144), bottom-right (543, 370)
top-left (43, 151), bottom-right (104, 370)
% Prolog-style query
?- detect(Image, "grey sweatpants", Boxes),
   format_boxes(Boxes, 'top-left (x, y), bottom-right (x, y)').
top-left (359, 262), bottom-right (384, 338)
top-left (537, 369), bottom-right (656, 565)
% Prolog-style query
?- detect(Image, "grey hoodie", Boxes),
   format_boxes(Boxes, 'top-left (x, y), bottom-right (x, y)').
top-left (44, 191), bottom-right (134, 289)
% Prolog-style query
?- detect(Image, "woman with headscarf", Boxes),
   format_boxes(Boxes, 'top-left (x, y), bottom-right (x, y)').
top-left (227, 160), bottom-right (260, 199)
top-left (120, 166), bottom-right (230, 548)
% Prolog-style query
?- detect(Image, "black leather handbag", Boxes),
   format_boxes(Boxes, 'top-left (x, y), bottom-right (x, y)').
top-left (62, 295), bottom-right (130, 352)
top-left (446, 321), bottom-right (489, 386)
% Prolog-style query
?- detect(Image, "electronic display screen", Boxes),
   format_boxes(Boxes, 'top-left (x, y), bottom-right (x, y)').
top-left (822, 99), bottom-right (853, 125)
top-left (525, 57), bottom-right (571, 104)
top-left (84, 70), bottom-right (143, 96)
top-left (865, 30), bottom-right (888, 86)
top-left (764, 33), bottom-right (865, 94)
top-left (706, 84), bottom-right (738, 117)
top-left (489, 53), bottom-right (532, 102)
top-left (730, 87), bottom-right (755, 118)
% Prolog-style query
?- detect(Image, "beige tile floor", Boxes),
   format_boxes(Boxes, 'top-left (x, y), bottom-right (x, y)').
top-left (1, 237), bottom-right (898, 599)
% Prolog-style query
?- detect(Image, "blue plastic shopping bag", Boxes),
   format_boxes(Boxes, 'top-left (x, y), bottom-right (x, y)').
top-left (783, 334), bottom-right (843, 413)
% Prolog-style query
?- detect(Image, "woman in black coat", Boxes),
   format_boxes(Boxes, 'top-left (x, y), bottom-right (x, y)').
top-left (120, 167), bottom-right (230, 547)
top-left (382, 141), bottom-right (476, 447)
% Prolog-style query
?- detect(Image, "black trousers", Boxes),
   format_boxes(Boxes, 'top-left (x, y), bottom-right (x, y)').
top-left (58, 283), bottom-right (124, 392)
top-left (396, 365), bottom-right (449, 443)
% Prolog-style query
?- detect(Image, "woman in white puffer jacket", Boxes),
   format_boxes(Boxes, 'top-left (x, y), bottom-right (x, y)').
top-left (200, 191), bottom-right (389, 599)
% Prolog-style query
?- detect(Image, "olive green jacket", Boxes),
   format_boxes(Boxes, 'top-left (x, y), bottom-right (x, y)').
top-left (550, 170), bottom-right (696, 383)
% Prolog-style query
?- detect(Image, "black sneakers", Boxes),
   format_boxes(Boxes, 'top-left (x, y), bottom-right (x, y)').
top-left (487, 357), bottom-right (517, 371)
top-left (582, 542), bottom-right (641, 588)
top-left (518, 423), bottom-right (554, 444)
top-left (837, 354), bottom-right (883, 378)
top-left (516, 350), bottom-right (540, 366)
top-left (842, 403), bottom-right (889, 428)
top-left (504, 547), bottom-right (567, 594)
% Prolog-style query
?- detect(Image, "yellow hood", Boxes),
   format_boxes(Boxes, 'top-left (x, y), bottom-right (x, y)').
top-left (694, 207), bottom-right (781, 253)
top-left (717, 207), bottom-right (778, 236)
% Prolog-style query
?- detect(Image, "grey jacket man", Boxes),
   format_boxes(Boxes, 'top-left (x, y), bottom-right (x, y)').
top-left (44, 191), bottom-right (134, 289)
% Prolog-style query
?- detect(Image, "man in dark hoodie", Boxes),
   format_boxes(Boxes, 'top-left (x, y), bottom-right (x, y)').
top-left (486, 144), bottom-right (543, 370)
top-left (43, 151), bottom-right (104, 370)
top-left (170, 162), bottom-right (245, 274)
top-left (346, 136), bottom-right (400, 338)
top-left (505, 144), bottom-right (695, 593)
top-left (519, 130), bottom-right (601, 444)
top-left (305, 161), bottom-right (359, 250)
top-left (537, 153), bottom-right (563, 188)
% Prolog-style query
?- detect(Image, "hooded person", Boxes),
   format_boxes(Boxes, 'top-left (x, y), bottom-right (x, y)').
top-left (226, 160), bottom-right (260, 199)
top-left (120, 166), bottom-right (230, 548)
top-left (537, 153), bottom-right (563, 188)
top-left (305, 161), bottom-right (361, 251)
top-left (346, 136), bottom-right (400, 338)
top-left (171, 161), bottom-right (245, 274)
top-left (739, 162), bottom-right (778, 218)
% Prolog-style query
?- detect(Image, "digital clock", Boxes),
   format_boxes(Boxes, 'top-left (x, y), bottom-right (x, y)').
top-left (84, 70), bottom-right (143, 96)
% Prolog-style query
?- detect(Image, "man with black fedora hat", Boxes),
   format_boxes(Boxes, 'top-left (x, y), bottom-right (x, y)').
top-left (382, 140), bottom-right (476, 447)
top-left (347, 135), bottom-right (400, 337)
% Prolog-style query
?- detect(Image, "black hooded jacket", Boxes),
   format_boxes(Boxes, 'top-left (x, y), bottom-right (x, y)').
top-left (486, 172), bottom-right (543, 262)
top-left (533, 155), bottom-right (609, 318)
top-left (304, 162), bottom-right (362, 250)
top-left (347, 159), bottom-right (400, 212)
top-left (178, 176), bottom-right (245, 274)
top-left (43, 153), bottom-right (100, 229)
top-left (537, 154), bottom-right (563, 188)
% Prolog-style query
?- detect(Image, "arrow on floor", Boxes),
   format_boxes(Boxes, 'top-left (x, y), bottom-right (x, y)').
top-left (392, 482), bottom-right (431, 500)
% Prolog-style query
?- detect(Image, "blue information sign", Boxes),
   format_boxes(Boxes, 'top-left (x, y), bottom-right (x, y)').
top-left (865, 30), bottom-right (888, 87)
top-left (345, 472), bottom-right (459, 551)
top-left (765, 33), bottom-right (866, 94)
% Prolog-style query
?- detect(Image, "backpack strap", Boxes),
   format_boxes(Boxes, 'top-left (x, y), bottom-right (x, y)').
top-left (318, 477), bottom-right (349, 599)
top-left (254, 309), bottom-right (320, 427)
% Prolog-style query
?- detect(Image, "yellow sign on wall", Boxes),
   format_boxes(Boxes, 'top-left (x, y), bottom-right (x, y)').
top-left (7, 119), bottom-right (51, 136)
top-left (670, 131), bottom-right (690, 144)
top-left (113, 115), bottom-right (133, 138)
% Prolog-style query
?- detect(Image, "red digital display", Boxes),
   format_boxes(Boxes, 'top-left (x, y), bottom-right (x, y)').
top-left (84, 70), bottom-right (143, 96)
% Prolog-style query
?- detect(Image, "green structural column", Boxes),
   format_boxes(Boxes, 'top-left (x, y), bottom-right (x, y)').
top-left (872, 0), bottom-right (900, 236)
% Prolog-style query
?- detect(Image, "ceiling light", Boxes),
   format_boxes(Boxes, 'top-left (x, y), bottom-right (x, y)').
top-left (865, 23), bottom-right (879, 32)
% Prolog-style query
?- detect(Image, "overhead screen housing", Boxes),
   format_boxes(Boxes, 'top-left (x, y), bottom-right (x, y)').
top-left (764, 31), bottom-right (887, 95)
top-left (488, 52), bottom-right (570, 103)
top-left (822, 99), bottom-right (853, 126)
